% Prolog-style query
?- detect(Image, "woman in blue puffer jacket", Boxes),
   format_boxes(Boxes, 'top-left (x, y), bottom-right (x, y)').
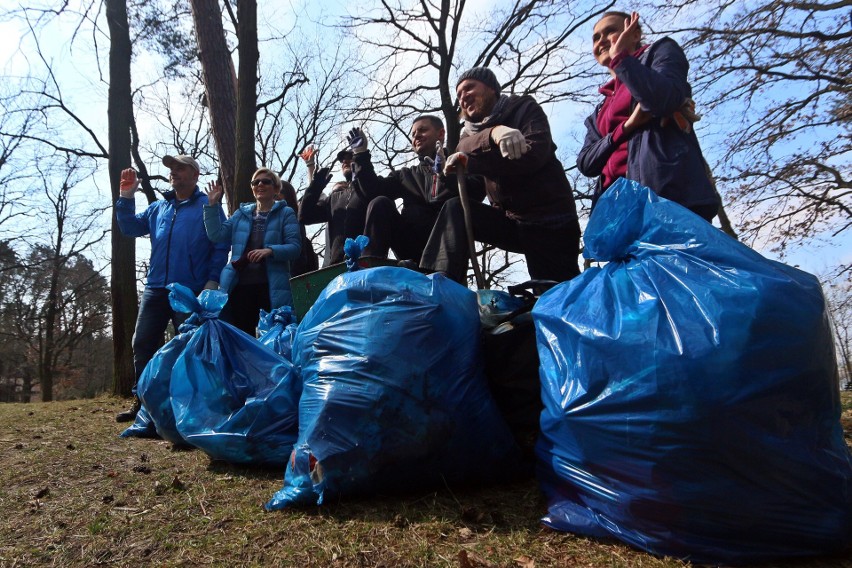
top-left (204, 167), bottom-right (301, 335)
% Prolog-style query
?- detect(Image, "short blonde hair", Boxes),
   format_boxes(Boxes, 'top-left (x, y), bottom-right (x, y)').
top-left (252, 167), bottom-right (281, 191)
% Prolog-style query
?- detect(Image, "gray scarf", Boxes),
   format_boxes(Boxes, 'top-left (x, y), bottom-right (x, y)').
top-left (461, 95), bottom-right (511, 136)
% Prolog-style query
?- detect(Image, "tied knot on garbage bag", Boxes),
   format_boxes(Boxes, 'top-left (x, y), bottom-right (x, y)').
top-left (167, 283), bottom-right (228, 322)
top-left (344, 235), bottom-right (370, 272)
top-left (257, 305), bottom-right (296, 333)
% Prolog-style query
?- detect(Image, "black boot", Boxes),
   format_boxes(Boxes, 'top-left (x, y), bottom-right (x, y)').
top-left (116, 395), bottom-right (141, 423)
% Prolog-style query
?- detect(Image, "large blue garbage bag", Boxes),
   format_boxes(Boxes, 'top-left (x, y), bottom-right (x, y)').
top-left (257, 305), bottom-right (298, 361)
top-left (533, 178), bottom-right (852, 564)
top-left (266, 258), bottom-right (521, 509)
top-left (167, 286), bottom-right (301, 466)
top-left (132, 290), bottom-right (205, 444)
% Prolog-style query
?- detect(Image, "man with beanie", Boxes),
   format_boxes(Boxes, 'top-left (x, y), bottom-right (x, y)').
top-left (298, 147), bottom-right (369, 266)
top-left (346, 115), bottom-right (485, 265)
top-left (114, 154), bottom-right (229, 422)
top-left (419, 67), bottom-right (581, 285)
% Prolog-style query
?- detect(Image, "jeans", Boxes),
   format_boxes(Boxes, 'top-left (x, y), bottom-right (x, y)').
top-left (132, 287), bottom-right (190, 390)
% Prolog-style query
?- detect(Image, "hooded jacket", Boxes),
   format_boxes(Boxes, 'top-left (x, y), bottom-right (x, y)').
top-left (115, 187), bottom-right (229, 292)
top-left (203, 200), bottom-right (301, 309)
top-left (577, 37), bottom-right (720, 211)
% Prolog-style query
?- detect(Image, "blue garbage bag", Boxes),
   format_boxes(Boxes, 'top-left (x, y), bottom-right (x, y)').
top-left (133, 287), bottom-right (206, 445)
top-left (533, 178), bottom-right (852, 563)
top-left (119, 404), bottom-right (159, 439)
top-left (257, 305), bottom-right (299, 360)
top-left (266, 263), bottom-right (521, 510)
top-left (166, 286), bottom-right (301, 466)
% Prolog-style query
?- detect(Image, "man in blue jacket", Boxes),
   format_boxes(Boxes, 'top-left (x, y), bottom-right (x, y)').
top-left (577, 11), bottom-right (719, 220)
top-left (114, 154), bottom-right (229, 422)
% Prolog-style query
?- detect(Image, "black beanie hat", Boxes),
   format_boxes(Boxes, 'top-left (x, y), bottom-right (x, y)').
top-left (456, 67), bottom-right (500, 95)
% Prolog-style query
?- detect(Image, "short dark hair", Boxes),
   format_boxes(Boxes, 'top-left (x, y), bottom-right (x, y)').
top-left (412, 115), bottom-right (444, 131)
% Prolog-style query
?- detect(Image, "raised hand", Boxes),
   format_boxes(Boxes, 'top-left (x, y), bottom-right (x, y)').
top-left (205, 180), bottom-right (224, 206)
top-left (611, 11), bottom-right (641, 60)
top-left (119, 168), bottom-right (139, 197)
top-left (300, 144), bottom-right (317, 167)
top-left (347, 127), bottom-right (369, 154)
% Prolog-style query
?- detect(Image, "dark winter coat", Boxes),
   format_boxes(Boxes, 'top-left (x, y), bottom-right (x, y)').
top-left (352, 150), bottom-right (486, 229)
top-left (577, 37), bottom-right (720, 211)
top-left (456, 95), bottom-right (578, 223)
top-left (299, 178), bottom-right (368, 267)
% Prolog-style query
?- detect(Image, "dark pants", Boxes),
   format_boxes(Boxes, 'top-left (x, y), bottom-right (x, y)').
top-left (133, 287), bottom-right (191, 388)
top-left (419, 197), bottom-right (581, 285)
top-left (363, 196), bottom-right (433, 263)
top-left (220, 281), bottom-right (271, 337)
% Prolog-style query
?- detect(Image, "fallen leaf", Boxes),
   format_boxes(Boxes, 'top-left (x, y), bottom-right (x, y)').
top-left (458, 550), bottom-right (495, 568)
top-left (35, 487), bottom-right (49, 499)
top-left (514, 555), bottom-right (535, 568)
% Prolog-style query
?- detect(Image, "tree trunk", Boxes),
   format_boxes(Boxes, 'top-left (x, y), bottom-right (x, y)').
top-left (106, 0), bottom-right (138, 396)
top-left (190, 0), bottom-right (239, 213)
top-left (39, 243), bottom-right (63, 402)
top-left (234, 0), bottom-right (259, 204)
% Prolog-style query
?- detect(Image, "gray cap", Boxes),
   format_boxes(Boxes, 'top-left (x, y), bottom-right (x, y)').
top-left (456, 67), bottom-right (500, 95)
top-left (162, 154), bottom-right (200, 172)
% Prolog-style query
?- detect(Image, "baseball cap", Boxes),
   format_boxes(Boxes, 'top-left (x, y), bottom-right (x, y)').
top-left (162, 155), bottom-right (201, 172)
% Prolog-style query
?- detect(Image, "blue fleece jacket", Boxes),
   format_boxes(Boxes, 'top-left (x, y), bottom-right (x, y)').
top-left (115, 187), bottom-right (229, 292)
top-left (203, 200), bottom-right (301, 309)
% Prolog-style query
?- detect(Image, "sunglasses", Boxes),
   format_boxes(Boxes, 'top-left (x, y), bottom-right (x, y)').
top-left (251, 178), bottom-right (274, 187)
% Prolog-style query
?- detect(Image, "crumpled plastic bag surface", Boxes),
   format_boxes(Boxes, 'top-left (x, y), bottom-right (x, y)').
top-left (267, 263), bottom-right (521, 509)
top-left (166, 286), bottom-right (300, 465)
top-left (533, 178), bottom-right (852, 563)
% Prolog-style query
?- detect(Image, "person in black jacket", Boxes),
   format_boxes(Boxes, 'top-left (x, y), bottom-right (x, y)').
top-left (349, 116), bottom-right (485, 264)
top-left (298, 149), bottom-right (369, 266)
top-left (420, 67), bottom-right (581, 285)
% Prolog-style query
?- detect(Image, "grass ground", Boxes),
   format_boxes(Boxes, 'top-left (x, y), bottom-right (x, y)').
top-left (0, 393), bottom-right (850, 567)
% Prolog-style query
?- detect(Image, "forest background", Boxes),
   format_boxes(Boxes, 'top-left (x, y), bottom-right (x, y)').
top-left (0, 0), bottom-right (848, 401)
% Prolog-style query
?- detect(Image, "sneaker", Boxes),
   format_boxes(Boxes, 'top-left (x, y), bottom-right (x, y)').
top-left (116, 395), bottom-right (141, 423)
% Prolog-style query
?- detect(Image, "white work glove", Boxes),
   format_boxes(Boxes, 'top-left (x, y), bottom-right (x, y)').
top-left (203, 280), bottom-right (219, 291)
top-left (490, 125), bottom-right (530, 159)
top-left (443, 152), bottom-right (469, 175)
top-left (347, 127), bottom-right (369, 154)
top-left (119, 168), bottom-right (139, 198)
